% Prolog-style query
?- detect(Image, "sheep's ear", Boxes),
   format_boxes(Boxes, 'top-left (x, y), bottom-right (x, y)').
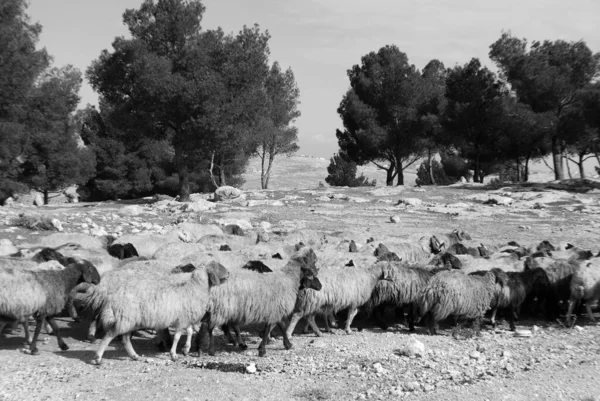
top-left (206, 269), bottom-right (221, 287)
top-left (81, 261), bottom-right (101, 284)
top-left (449, 254), bottom-right (462, 269)
top-left (430, 236), bottom-right (441, 253)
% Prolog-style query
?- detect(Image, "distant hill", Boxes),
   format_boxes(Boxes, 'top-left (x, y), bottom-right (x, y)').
top-left (241, 154), bottom-right (600, 190)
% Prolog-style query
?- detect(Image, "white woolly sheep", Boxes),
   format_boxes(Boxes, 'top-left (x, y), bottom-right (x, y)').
top-left (418, 269), bottom-right (505, 335)
top-left (285, 262), bottom-right (394, 337)
top-left (204, 247), bottom-right (321, 357)
top-left (362, 262), bottom-right (434, 332)
top-left (70, 262), bottom-right (225, 364)
top-left (566, 257), bottom-right (600, 326)
top-left (0, 260), bottom-right (100, 355)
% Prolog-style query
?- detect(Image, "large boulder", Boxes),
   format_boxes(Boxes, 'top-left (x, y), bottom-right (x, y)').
top-left (0, 239), bottom-right (18, 257)
top-left (214, 186), bottom-right (244, 202)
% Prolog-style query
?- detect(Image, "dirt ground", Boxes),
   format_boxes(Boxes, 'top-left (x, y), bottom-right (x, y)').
top-left (1, 181), bottom-right (600, 401)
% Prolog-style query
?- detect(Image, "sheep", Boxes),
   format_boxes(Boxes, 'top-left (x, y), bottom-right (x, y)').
top-left (428, 229), bottom-right (471, 254)
top-left (0, 260), bottom-right (100, 355)
top-left (285, 262), bottom-right (395, 337)
top-left (430, 252), bottom-right (524, 273)
top-left (362, 262), bottom-right (434, 332)
top-left (566, 258), bottom-right (600, 326)
top-left (418, 269), bottom-right (505, 335)
top-left (204, 247), bottom-right (321, 357)
top-left (525, 256), bottom-right (580, 317)
top-left (69, 262), bottom-right (225, 364)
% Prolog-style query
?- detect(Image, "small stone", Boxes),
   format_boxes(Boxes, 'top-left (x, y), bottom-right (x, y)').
top-left (574, 325), bottom-right (584, 332)
top-left (373, 363), bottom-right (385, 374)
top-left (246, 363), bottom-right (257, 374)
top-left (390, 215), bottom-right (401, 223)
top-left (502, 350), bottom-right (512, 358)
top-left (423, 384), bottom-right (435, 392)
top-left (310, 340), bottom-right (326, 348)
top-left (470, 351), bottom-right (481, 360)
top-left (476, 344), bottom-right (486, 352)
top-left (402, 381), bottom-right (421, 392)
top-left (398, 335), bottom-right (425, 358)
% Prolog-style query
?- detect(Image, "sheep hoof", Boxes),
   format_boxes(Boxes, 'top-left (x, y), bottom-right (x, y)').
top-left (91, 358), bottom-right (102, 366)
top-left (130, 355), bottom-right (140, 361)
top-left (170, 353), bottom-right (179, 361)
top-left (208, 350), bottom-right (216, 356)
top-left (258, 349), bottom-right (266, 357)
top-left (182, 349), bottom-right (189, 357)
top-left (59, 343), bottom-right (69, 351)
top-left (30, 348), bottom-right (40, 356)
top-left (284, 342), bottom-right (293, 350)
top-left (345, 329), bottom-right (352, 335)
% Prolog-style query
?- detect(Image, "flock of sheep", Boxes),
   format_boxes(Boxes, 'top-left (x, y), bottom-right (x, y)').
top-left (1, 224), bottom-right (599, 366)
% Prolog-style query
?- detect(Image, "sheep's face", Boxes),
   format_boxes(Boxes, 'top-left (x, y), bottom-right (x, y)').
top-left (537, 240), bottom-right (556, 252)
top-left (430, 236), bottom-right (443, 254)
top-left (292, 247), bottom-right (318, 272)
top-left (299, 267), bottom-right (321, 291)
top-left (380, 265), bottom-right (395, 281)
top-left (77, 260), bottom-right (101, 285)
top-left (206, 261), bottom-right (230, 281)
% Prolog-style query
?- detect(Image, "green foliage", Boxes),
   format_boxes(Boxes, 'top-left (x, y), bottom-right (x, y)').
top-left (440, 152), bottom-right (471, 181)
top-left (489, 32), bottom-right (600, 179)
top-left (442, 58), bottom-right (505, 182)
top-left (88, 1), bottom-right (273, 199)
top-left (325, 153), bottom-right (376, 187)
top-left (415, 160), bottom-right (453, 186)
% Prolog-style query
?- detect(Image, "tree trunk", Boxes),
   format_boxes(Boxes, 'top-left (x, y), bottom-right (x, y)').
top-left (515, 155), bottom-right (521, 183)
top-left (524, 154), bottom-right (531, 182)
top-left (578, 152), bottom-right (585, 179)
top-left (175, 145), bottom-right (190, 202)
top-left (551, 136), bottom-right (564, 180)
top-left (428, 148), bottom-right (436, 185)
top-left (473, 151), bottom-right (481, 183)
top-left (43, 190), bottom-right (49, 205)
top-left (396, 160), bottom-right (404, 186)
top-left (385, 160), bottom-right (396, 186)
top-left (564, 149), bottom-right (573, 179)
top-left (262, 153), bottom-right (275, 190)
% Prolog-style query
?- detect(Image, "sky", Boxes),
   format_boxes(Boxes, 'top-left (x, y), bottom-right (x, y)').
top-left (28, 0), bottom-right (600, 158)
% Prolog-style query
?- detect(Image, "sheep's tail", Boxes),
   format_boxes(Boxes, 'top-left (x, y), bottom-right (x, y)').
top-left (69, 282), bottom-right (104, 321)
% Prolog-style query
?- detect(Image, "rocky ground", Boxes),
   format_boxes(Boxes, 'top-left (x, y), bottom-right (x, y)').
top-left (1, 179), bottom-right (600, 401)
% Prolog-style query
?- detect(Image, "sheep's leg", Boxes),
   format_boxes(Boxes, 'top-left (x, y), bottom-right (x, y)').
top-left (472, 317), bottom-right (483, 335)
top-left (258, 323), bottom-right (275, 357)
top-left (285, 312), bottom-right (304, 338)
top-left (121, 332), bottom-right (140, 361)
top-left (0, 322), bottom-right (6, 343)
top-left (508, 307), bottom-right (516, 331)
top-left (585, 302), bottom-right (596, 323)
top-left (490, 307), bottom-right (498, 328)
top-left (322, 313), bottom-right (332, 333)
top-left (169, 329), bottom-right (182, 361)
top-left (306, 314), bottom-right (323, 337)
top-left (46, 317), bottom-right (68, 351)
top-left (565, 299), bottom-right (577, 327)
top-left (301, 317), bottom-right (311, 334)
top-left (277, 321), bottom-right (293, 350)
top-left (425, 312), bottom-right (437, 335)
top-left (21, 321), bottom-right (32, 344)
top-left (222, 324), bottom-right (237, 346)
top-left (182, 326), bottom-right (193, 357)
top-left (87, 320), bottom-right (97, 343)
top-left (29, 315), bottom-right (46, 355)
top-left (344, 307), bottom-right (359, 335)
top-left (207, 325), bottom-right (216, 356)
top-left (93, 331), bottom-right (118, 365)
top-left (196, 323), bottom-right (209, 354)
top-left (43, 319), bottom-right (53, 335)
top-left (373, 305), bottom-right (389, 330)
top-left (407, 305), bottom-right (416, 333)
top-left (233, 325), bottom-right (247, 350)
top-left (328, 313), bottom-right (338, 329)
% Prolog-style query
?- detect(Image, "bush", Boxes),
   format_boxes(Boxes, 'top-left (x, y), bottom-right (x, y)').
top-left (440, 152), bottom-right (471, 181)
top-left (325, 153), bottom-right (376, 187)
top-left (415, 160), bottom-right (455, 186)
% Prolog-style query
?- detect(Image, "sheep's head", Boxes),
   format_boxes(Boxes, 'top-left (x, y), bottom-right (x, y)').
top-left (32, 248), bottom-right (67, 265)
top-left (458, 230), bottom-right (472, 241)
top-left (378, 263), bottom-right (396, 282)
top-left (477, 244), bottom-right (491, 258)
top-left (205, 262), bottom-right (229, 288)
top-left (441, 253), bottom-right (462, 270)
top-left (299, 266), bottom-right (321, 291)
top-left (75, 259), bottom-right (101, 285)
top-left (291, 247), bottom-right (318, 272)
top-left (537, 240), bottom-right (556, 252)
top-left (430, 235), bottom-right (444, 254)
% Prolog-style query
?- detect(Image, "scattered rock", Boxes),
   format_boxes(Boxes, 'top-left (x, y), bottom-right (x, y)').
top-left (118, 205), bottom-right (145, 216)
top-left (214, 186), bottom-right (243, 201)
top-left (398, 198), bottom-right (423, 207)
top-left (33, 194), bottom-right (44, 207)
top-left (398, 335), bottom-right (425, 358)
top-left (390, 215), bottom-right (401, 223)
top-left (0, 239), bottom-right (18, 256)
top-left (246, 363), bottom-right (257, 374)
top-left (349, 240), bottom-right (358, 253)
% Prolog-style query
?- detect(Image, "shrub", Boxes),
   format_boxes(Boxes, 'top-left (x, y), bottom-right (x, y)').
top-left (325, 153), bottom-right (376, 187)
top-left (440, 152), bottom-right (471, 181)
top-left (415, 159), bottom-right (454, 186)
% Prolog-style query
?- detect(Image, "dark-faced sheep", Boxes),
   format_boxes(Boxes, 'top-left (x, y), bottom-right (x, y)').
top-left (0, 260), bottom-right (100, 355)
top-left (70, 262), bottom-right (225, 364)
top-left (205, 247), bottom-right (321, 357)
top-left (418, 269), bottom-right (505, 335)
top-left (285, 262), bottom-right (395, 337)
